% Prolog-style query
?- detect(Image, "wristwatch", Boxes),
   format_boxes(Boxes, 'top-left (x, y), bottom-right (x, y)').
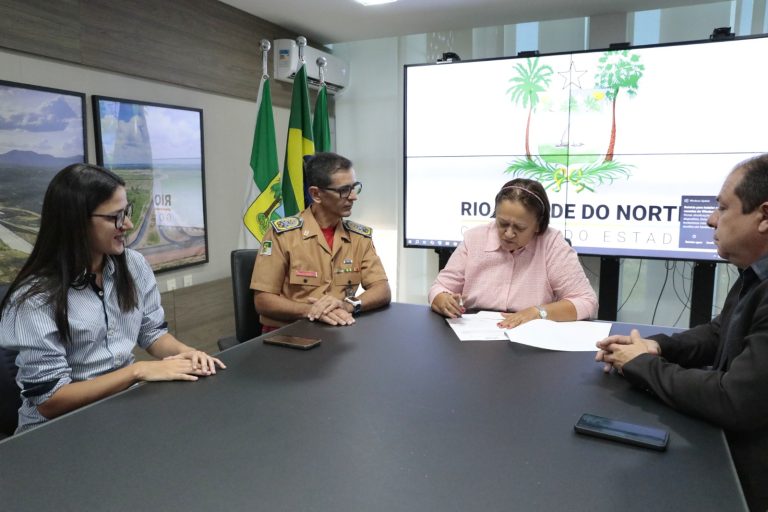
top-left (344, 296), bottom-right (362, 316)
top-left (535, 305), bottom-right (548, 320)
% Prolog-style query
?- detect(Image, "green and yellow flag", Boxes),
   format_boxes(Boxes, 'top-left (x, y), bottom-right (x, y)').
top-left (243, 77), bottom-right (281, 244)
top-left (282, 63), bottom-right (315, 216)
top-left (313, 82), bottom-right (331, 152)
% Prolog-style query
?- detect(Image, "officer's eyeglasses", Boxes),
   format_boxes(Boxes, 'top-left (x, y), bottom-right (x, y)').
top-left (318, 181), bottom-right (363, 199)
top-left (91, 203), bottom-right (134, 229)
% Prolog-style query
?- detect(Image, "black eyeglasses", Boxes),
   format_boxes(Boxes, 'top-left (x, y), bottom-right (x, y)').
top-left (91, 203), bottom-right (134, 229)
top-left (318, 181), bottom-right (363, 199)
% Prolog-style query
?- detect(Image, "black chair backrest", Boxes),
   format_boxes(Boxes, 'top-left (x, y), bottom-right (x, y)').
top-left (0, 346), bottom-right (20, 438)
top-left (230, 249), bottom-right (262, 343)
top-left (0, 284), bottom-right (20, 437)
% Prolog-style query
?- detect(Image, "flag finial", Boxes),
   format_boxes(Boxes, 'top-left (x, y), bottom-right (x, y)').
top-left (260, 39), bottom-right (271, 79)
top-left (297, 36), bottom-right (307, 63)
top-left (316, 56), bottom-right (327, 84)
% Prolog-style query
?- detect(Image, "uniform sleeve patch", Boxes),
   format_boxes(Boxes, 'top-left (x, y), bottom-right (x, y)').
top-left (260, 240), bottom-right (272, 256)
top-left (343, 220), bottom-right (373, 238)
top-left (271, 216), bottom-right (303, 233)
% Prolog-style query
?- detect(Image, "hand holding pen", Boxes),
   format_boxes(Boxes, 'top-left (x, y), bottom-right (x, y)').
top-left (431, 291), bottom-right (466, 319)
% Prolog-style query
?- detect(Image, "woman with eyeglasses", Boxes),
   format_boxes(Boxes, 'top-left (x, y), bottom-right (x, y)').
top-left (0, 163), bottom-right (224, 433)
top-left (429, 178), bottom-right (597, 329)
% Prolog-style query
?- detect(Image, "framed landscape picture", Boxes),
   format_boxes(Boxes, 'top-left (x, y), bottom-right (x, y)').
top-left (0, 80), bottom-right (87, 285)
top-left (92, 96), bottom-right (209, 273)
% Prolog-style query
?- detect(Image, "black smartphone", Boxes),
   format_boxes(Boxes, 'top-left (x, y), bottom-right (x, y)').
top-left (263, 334), bottom-right (322, 350)
top-left (574, 413), bottom-right (669, 451)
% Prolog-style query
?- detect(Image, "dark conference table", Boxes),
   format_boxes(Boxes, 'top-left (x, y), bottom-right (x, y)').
top-left (0, 303), bottom-right (746, 511)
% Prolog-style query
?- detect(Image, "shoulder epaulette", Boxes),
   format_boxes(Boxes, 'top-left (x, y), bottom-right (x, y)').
top-left (271, 216), bottom-right (303, 233)
top-left (343, 219), bottom-right (373, 238)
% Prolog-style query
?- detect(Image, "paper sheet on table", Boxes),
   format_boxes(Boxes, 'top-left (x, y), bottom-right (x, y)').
top-left (445, 311), bottom-right (507, 341)
top-left (504, 319), bottom-right (613, 351)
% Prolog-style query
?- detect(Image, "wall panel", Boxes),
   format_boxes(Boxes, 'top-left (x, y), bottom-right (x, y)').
top-left (0, 0), bottom-right (320, 107)
top-left (0, 0), bottom-right (81, 62)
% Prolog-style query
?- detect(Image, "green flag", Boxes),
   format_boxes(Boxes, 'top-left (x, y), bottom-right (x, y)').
top-left (313, 83), bottom-right (331, 152)
top-left (243, 77), bottom-right (281, 243)
top-left (282, 63), bottom-right (315, 216)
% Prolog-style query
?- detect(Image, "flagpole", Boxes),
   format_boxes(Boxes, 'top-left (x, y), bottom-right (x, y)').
top-left (240, 38), bottom-right (282, 248)
top-left (313, 55), bottom-right (331, 153)
top-left (257, 39), bottom-right (282, 221)
top-left (281, 36), bottom-right (315, 216)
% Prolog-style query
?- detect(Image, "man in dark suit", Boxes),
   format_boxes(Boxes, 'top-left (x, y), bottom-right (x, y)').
top-left (596, 154), bottom-right (768, 512)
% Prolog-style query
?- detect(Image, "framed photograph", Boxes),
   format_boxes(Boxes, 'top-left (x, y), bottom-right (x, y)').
top-left (0, 80), bottom-right (87, 285)
top-left (92, 96), bottom-right (209, 272)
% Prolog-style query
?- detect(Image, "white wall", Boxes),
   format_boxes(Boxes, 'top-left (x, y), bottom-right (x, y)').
top-left (331, 38), bottom-right (402, 300)
top-left (333, 37), bottom-right (442, 305)
top-left (0, 47), bottom-right (289, 292)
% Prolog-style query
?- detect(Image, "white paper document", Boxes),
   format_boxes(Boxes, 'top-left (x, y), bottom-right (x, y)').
top-left (445, 311), bottom-right (507, 341)
top-left (504, 319), bottom-right (613, 352)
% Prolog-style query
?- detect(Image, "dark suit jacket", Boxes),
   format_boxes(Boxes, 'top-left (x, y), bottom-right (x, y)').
top-left (623, 268), bottom-right (768, 512)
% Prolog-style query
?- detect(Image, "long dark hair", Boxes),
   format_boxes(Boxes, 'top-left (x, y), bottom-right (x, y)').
top-left (0, 163), bottom-right (137, 342)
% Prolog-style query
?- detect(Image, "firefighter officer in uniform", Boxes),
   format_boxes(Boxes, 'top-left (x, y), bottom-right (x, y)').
top-left (250, 152), bottom-right (391, 330)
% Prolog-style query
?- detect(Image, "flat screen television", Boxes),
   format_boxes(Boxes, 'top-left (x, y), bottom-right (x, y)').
top-left (404, 35), bottom-right (768, 261)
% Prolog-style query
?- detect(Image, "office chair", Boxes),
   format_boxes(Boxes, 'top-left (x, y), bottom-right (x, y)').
top-left (0, 346), bottom-right (20, 439)
top-left (0, 284), bottom-right (20, 438)
top-left (217, 249), bottom-right (262, 351)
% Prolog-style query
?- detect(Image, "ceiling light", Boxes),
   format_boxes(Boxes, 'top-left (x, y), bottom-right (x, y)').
top-left (355, 0), bottom-right (397, 5)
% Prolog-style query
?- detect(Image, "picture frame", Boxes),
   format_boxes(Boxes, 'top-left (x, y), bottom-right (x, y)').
top-left (92, 95), bottom-right (209, 273)
top-left (0, 80), bottom-right (87, 285)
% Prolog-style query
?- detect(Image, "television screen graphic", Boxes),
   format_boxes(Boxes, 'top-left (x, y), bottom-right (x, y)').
top-left (404, 36), bottom-right (768, 260)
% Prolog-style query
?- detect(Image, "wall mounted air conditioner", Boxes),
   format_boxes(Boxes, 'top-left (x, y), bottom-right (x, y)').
top-left (273, 39), bottom-right (349, 94)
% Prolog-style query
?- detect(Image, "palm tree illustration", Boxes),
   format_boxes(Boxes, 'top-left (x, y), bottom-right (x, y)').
top-left (594, 50), bottom-right (644, 162)
top-left (507, 57), bottom-right (554, 159)
top-left (504, 56), bottom-right (634, 192)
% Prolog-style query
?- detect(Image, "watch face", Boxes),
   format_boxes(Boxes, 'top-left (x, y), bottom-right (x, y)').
top-left (344, 297), bottom-right (361, 316)
top-left (345, 297), bottom-right (361, 315)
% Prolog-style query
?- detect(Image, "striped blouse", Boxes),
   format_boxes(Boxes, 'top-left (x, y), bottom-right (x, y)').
top-left (0, 249), bottom-right (167, 433)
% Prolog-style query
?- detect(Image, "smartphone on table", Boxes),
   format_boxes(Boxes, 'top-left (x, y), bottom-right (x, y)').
top-left (574, 413), bottom-right (669, 451)
top-left (263, 334), bottom-right (322, 350)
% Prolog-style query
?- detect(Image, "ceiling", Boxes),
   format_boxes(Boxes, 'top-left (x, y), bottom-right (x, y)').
top-left (219, 0), bottom-right (723, 45)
